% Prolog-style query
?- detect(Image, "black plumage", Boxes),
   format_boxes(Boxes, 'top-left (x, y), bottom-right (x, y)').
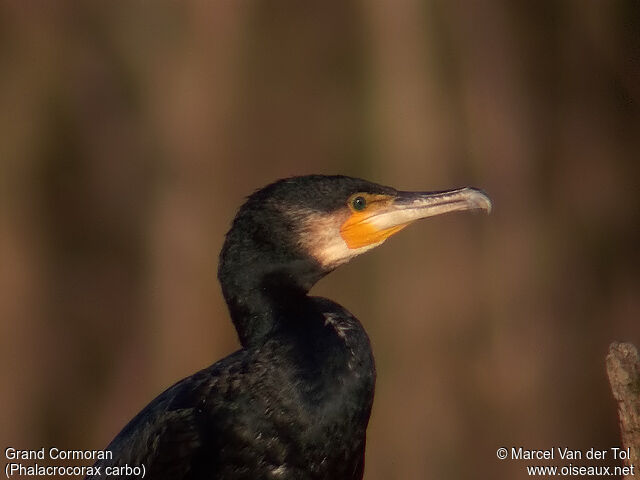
top-left (87, 175), bottom-right (490, 480)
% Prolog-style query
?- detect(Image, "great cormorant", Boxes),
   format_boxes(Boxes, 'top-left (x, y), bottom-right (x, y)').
top-left (86, 175), bottom-right (491, 480)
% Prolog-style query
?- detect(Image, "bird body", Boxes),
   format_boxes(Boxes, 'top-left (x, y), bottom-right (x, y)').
top-left (87, 175), bottom-right (490, 480)
top-left (92, 297), bottom-right (373, 479)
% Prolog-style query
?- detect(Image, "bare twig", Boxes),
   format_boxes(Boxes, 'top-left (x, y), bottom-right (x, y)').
top-left (606, 342), bottom-right (640, 478)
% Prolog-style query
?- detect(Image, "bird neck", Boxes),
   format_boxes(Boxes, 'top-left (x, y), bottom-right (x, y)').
top-left (219, 259), bottom-right (326, 348)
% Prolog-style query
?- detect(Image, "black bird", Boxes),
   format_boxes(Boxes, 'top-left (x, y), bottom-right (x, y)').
top-left (87, 175), bottom-right (491, 480)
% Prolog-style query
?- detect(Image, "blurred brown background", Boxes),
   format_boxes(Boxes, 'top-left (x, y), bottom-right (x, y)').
top-left (1, 1), bottom-right (639, 478)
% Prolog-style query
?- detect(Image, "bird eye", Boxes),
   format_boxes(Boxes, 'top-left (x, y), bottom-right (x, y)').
top-left (352, 196), bottom-right (367, 211)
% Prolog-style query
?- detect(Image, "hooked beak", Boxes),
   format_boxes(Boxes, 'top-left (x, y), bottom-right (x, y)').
top-left (372, 187), bottom-right (491, 228)
top-left (340, 188), bottom-right (492, 249)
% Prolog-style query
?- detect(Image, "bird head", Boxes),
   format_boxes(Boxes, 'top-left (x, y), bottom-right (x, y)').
top-left (219, 175), bottom-right (491, 293)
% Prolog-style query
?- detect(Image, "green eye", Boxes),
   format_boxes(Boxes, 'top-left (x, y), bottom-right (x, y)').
top-left (352, 196), bottom-right (367, 211)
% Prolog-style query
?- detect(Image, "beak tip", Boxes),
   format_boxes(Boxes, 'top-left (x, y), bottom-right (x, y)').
top-left (467, 188), bottom-right (492, 215)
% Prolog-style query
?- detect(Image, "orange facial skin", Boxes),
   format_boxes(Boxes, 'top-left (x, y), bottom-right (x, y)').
top-left (340, 193), bottom-right (410, 249)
